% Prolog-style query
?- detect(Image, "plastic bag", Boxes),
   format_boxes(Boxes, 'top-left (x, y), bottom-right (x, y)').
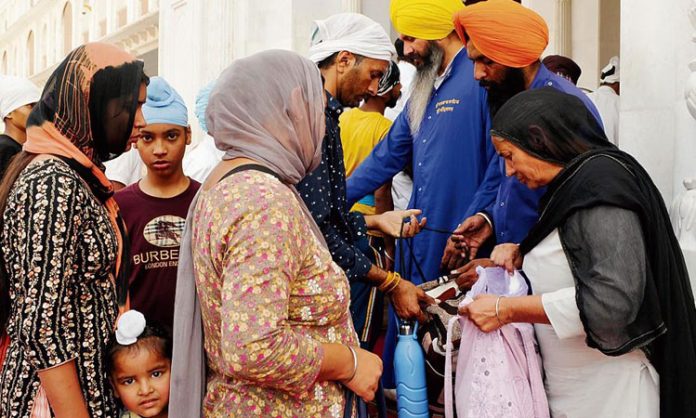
top-left (444, 267), bottom-right (549, 418)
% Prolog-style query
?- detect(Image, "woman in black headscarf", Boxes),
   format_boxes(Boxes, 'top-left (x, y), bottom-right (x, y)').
top-left (459, 87), bottom-right (696, 418)
top-left (0, 43), bottom-right (147, 418)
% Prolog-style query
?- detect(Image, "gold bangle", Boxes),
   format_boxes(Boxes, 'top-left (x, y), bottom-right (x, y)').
top-left (383, 271), bottom-right (401, 294)
top-left (388, 272), bottom-right (402, 293)
top-left (378, 271), bottom-right (395, 292)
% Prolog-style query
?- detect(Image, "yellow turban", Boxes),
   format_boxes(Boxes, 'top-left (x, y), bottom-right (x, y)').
top-left (453, 0), bottom-right (549, 68)
top-left (390, 0), bottom-right (465, 40)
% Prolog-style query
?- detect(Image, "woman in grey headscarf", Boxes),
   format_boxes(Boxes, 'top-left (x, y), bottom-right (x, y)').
top-left (170, 50), bottom-right (381, 418)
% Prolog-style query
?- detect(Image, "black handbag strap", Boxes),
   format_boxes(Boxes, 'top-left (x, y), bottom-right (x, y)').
top-left (218, 163), bottom-right (282, 183)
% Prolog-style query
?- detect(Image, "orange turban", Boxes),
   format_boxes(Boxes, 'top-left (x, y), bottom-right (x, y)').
top-left (453, 0), bottom-right (549, 68)
top-left (390, 0), bottom-right (465, 40)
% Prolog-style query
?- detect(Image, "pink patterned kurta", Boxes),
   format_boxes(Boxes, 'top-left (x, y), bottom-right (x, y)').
top-left (191, 170), bottom-right (358, 418)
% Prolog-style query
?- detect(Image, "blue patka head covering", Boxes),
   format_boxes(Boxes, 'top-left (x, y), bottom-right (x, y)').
top-left (195, 79), bottom-right (216, 134)
top-left (143, 76), bottom-right (188, 126)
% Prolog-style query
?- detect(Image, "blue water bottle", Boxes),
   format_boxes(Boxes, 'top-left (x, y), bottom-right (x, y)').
top-left (394, 320), bottom-right (429, 418)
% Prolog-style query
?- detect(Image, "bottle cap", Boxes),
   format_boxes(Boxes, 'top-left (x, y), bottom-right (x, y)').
top-left (399, 320), bottom-right (414, 335)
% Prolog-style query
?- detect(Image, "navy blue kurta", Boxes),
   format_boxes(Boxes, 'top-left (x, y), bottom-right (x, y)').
top-left (298, 92), bottom-right (372, 281)
top-left (486, 64), bottom-right (605, 244)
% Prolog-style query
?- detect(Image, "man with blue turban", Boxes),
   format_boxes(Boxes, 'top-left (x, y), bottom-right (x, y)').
top-left (114, 76), bottom-right (201, 331)
top-left (182, 80), bottom-right (224, 182)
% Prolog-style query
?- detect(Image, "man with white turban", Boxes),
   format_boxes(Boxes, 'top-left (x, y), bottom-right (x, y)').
top-left (0, 75), bottom-right (40, 177)
top-left (587, 56), bottom-right (620, 145)
top-left (345, 0), bottom-right (501, 391)
top-left (299, 13), bottom-right (434, 351)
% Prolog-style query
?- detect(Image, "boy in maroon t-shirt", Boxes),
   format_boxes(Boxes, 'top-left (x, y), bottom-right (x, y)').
top-left (115, 76), bottom-right (201, 331)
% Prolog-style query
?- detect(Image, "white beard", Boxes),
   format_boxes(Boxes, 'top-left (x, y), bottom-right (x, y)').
top-left (407, 43), bottom-right (445, 135)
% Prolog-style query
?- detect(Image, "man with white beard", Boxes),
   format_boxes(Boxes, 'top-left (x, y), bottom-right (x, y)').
top-left (345, 0), bottom-right (500, 390)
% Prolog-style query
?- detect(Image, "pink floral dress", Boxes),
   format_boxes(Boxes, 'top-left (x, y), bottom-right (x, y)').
top-left (191, 170), bottom-right (358, 417)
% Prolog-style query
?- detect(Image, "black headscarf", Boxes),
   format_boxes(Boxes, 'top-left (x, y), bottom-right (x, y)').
top-left (24, 43), bottom-right (147, 309)
top-left (493, 88), bottom-right (696, 417)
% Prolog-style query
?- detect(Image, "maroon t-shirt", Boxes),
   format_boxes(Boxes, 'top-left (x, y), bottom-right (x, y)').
top-left (114, 180), bottom-right (200, 330)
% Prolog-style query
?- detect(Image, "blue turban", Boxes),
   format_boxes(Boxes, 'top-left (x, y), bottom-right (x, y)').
top-left (142, 76), bottom-right (188, 126)
top-left (195, 80), bottom-right (216, 134)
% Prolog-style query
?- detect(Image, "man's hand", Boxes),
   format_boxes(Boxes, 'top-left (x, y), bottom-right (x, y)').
top-left (451, 214), bottom-right (493, 259)
top-left (371, 209), bottom-right (426, 238)
top-left (389, 279), bottom-right (436, 323)
top-left (440, 235), bottom-right (467, 271)
top-left (490, 243), bottom-right (523, 273)
top-left (451, 258), bottom-right (495, 290)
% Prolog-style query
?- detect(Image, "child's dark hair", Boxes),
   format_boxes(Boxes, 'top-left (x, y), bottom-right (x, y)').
top-left (107, 322), bottom-right (172, 373)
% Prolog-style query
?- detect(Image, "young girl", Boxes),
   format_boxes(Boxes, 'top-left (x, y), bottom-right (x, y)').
top-left (109, 310), bottom-right (172, 418)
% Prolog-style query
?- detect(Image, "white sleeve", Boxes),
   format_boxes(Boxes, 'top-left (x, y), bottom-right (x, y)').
top-left (541, 286), bottom-right (586, 339)
top-left (104, 148), bottom-right (144, 185)
top-left (183, 137), bottom-right (223, 183)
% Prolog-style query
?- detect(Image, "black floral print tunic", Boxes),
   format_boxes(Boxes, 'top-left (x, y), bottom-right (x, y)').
top-left (0, 159), bottom-right (119, 418)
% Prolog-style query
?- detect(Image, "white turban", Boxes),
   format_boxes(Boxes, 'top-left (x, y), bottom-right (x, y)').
top-left (0, 75), bottom-right (41, 119)
top-left (308, 13), bottom-right (395, 64)
top-left (600, 56), bottom-right (620, 84)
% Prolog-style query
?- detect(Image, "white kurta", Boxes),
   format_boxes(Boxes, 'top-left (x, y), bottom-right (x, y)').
top-left (587, 85), bottom-right (620, 146)
top-left (523, 229), bottom-right (659, 418)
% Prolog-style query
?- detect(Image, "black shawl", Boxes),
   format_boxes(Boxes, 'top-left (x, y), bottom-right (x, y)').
top-left (492, 88), bottom-right (696, 417)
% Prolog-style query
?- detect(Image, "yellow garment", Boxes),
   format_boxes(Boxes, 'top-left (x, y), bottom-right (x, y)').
top-left (339, 108), bottom-right (393, 215)
top-left (390, 0), bottom-right (464, 40)
top-left (453, 0), bottom-right (549, 68)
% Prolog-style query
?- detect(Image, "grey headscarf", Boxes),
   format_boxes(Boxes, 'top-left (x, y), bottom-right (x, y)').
top-left (169, 50), bottom-right (326, 418)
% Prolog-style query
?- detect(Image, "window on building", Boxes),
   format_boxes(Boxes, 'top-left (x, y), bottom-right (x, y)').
top-left (140, 0), bottom-right (149, 16)
top-left (117, 7), bottom-right (127, 27)
top-left (26, 31), bottom-right (35, 76)
top-left (99, 19), bottom-right (106, 37)
top-left (41, 23), bottom-right (47, 70)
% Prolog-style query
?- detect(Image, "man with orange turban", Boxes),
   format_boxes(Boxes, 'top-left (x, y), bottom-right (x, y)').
top-left (448, 0), bottom-right (605, 281)
top-left (346, 0), bottom-right (502, 399)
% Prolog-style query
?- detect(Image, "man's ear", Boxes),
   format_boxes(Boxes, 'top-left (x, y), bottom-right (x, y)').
top-left (335, 51), bottom-right (356, 74)
top-left (185, 126), bottom-right (192, 145)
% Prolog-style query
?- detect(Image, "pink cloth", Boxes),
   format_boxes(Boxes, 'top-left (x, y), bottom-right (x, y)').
top-left (445, 267), bottom-right (549, 418)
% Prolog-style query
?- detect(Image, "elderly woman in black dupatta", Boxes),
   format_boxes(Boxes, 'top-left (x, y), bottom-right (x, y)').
top-left (459, 87), bottom-right (696, 418)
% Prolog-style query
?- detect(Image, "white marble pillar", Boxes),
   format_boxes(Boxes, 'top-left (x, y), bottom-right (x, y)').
top-left (159, 0), bottom-right (235, 143)
top-left (554, 0), bottom-right (571, 56)
top-left (341, 0), bottom-right (361, 13)
top-left (620, 0), bottom-right (696, 204)
top-left (159, 0), bottom-right (371, 144)
top-left (571, 0), bottom-right (600, 89)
